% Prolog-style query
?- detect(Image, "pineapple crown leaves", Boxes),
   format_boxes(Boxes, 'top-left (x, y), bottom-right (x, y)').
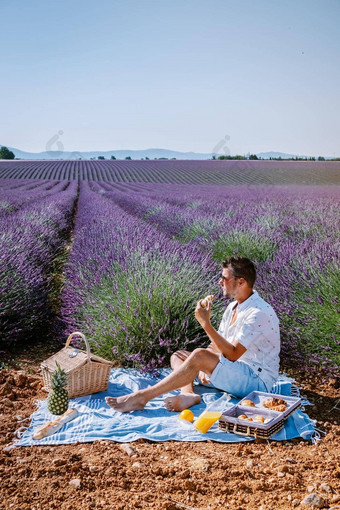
top-left (51, 361), bottom-right (68, 390)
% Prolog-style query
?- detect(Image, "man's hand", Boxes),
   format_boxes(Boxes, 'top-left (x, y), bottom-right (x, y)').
top-left (198, 371), bottom-right (211, 385)
top-left (195, 300), bottom-right (211, 329)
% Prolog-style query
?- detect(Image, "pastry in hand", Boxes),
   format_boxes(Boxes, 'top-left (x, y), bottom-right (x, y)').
top-left (240, 399), bottom-right (255, 407)
top-left (201, 295), bottom-right (215, 309)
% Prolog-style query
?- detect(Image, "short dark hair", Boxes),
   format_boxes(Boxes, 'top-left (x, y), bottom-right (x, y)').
top-left (222, 256), bottom-right (256, 287)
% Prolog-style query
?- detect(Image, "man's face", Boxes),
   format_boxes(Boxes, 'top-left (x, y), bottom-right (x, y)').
top-left (219, 267), bottom-right (238, 298)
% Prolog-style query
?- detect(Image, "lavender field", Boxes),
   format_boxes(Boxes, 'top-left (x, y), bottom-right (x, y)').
top-left (0, 159), bottom-right (340, 185)
top-left (0, 173), bottom-right (339, 379)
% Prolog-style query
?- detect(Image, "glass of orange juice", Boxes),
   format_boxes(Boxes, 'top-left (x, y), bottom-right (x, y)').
top-left (193, 393), bottom-right (230, 433)
top-left (193, 411), bottom-right (222, 433)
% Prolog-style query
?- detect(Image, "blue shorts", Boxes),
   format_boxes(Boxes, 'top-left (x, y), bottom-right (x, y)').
top-left (206, 355), bottom-right (268, 397)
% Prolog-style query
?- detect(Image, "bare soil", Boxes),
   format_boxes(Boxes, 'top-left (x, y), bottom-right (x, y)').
top-left (1, 341), bottom-right (339, 510)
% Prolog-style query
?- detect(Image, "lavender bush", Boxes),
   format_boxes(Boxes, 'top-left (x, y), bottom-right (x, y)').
top-left (0, 181), bottom-right (78, 345)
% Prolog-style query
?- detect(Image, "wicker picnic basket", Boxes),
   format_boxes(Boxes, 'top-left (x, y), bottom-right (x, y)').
top-left (41, 332), bottom-right (113, 398)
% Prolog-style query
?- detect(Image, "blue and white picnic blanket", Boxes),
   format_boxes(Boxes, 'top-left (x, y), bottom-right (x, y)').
top-left (12, 368), bottom-right (319, 447)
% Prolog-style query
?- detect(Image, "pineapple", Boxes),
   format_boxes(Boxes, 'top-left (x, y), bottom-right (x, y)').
top-left (48, 362), bottom-right (69, 415)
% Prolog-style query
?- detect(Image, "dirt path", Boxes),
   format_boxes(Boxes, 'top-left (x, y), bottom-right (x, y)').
top-left (1, 342), bottom-right (339, 510)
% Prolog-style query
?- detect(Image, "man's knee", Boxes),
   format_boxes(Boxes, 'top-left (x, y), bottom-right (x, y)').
top-left (189, 348), bottom-right (220, 374)
top-left (170, 350), bottom-right (190, 365)
top-left (190, 348), bottom-right (208, 366)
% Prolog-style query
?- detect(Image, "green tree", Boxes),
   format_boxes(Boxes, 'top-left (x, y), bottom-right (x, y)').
top-left (0, 146), bottom-right (15, 159)
top-left (110, 155), bottom-right (116, 160)
top-left (125, 156), bottom-right (132, 160)
top-left (98, 156), bottom-right (105, 160)
top-left (249, 154), bottom-right (258, 160)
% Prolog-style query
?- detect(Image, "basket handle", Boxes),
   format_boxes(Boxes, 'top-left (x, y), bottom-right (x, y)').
top-left (232, 423), bottom-right (253, 437)
top-left (65, 332), bottom-right (91, 361)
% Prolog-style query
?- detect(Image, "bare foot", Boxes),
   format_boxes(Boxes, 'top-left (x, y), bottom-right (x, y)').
top-left (105, 393), bottom-right (146, 413)
top-left (164, 393), bottom-right (201, 412)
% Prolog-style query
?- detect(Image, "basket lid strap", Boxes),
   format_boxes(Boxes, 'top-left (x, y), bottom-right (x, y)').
top-left (65, 332), bottom-right (91, 360)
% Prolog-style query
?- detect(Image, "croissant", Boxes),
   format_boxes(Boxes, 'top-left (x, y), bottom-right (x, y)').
top-left (263, 397), bottom-right (287, 409)
top-left (270, 404), bottom-right (287, 412)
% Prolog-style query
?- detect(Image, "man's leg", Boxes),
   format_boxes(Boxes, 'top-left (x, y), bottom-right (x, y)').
top-left (105, 348), bottom-right (220, 413)
top-left (164, 350), bottom-right (199, 412)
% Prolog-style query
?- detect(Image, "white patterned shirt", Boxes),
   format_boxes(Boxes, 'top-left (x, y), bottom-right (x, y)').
top-left (217, 290), bottom-right (280, 391)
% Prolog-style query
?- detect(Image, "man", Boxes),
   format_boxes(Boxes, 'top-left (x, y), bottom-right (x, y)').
top-left (106, 256), bottom-right (280, 413)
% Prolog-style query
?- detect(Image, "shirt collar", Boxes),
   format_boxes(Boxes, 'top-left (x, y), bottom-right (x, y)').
top-left (235, 290), bottom-right (258, 313)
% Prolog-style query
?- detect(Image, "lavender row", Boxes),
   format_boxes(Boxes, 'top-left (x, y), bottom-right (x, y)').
top-left (0, 179), bottom-right (71, 217)
top-left (0, 181), bottom-right (78, 345)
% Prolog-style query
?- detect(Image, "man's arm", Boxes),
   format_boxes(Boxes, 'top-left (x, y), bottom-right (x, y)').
top-left (203, 322), bottom-right (246, 361)
top-left (195, 302), bottom-right (246, 361)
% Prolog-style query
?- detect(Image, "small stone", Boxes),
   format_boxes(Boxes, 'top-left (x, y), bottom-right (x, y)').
top-left (132, 462), bottom-right (142, 469)
top-left (14, 373), bottom-right (27, 388)
top-left (286, 457), bottom-right (297, 464)
top-left (2, 398), bottom-right (14, 408)
top-left (292, 500), bottom-right (300, 507)
top-left (268, 477), bottom-right (276, 483)
top-left (52, 458), bottom-right (67, 467)
top-left (319, 483), bottom-right (333, 494)
top-left (0, 382), bottom-right (13, 395)
top-left (89, 466), bottom-right (98, 473)
top-left (119, 443), bottom-right (135, 456)
top-left (246, 459), bottom-right (254, 468)
top-left (30, 380), bottom-right (41, 389)
top-left (278, 472), bottom-right (285, 478)
top-left (178, 469), bottom-right (190, 479)
top-left (287, 494), bottom-right (292, 501)
top-left (301, 493), bottom-right (328, 508)
top-left (69, 478), bottom-right (81, 489)
top-left (16, 415), bottom-right (23, 421)
top-left (308, 485), bottom-right (316, 493)
top-left (331, 496), bottom-right (340, 504)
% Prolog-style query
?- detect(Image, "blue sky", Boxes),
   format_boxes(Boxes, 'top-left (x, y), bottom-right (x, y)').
top-left (1, 0), bottom-right (339, 156)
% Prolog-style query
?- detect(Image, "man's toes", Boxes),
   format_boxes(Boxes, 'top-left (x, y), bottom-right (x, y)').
top-left (105, 397), bottom-right (117, 407)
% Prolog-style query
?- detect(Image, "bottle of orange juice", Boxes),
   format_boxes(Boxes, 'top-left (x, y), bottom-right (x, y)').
top-left (194, 393), bottom-right (230, 433)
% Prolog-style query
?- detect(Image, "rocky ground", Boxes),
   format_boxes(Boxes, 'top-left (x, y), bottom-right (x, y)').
top-left (0, 341), bottom-right (339, 510)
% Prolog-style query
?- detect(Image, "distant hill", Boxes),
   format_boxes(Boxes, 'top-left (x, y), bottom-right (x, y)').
top-left (0, 144), bottom-right (332, 160)
top-left (0, 146), bottom-right (212, 161)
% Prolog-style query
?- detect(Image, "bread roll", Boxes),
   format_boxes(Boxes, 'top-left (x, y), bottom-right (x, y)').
top-left (240, 399), bottom-right (255, 407)
top-left (239, 414), bottom-right (248, 420)
top-left (254, 415), bottom-right (265, 423)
